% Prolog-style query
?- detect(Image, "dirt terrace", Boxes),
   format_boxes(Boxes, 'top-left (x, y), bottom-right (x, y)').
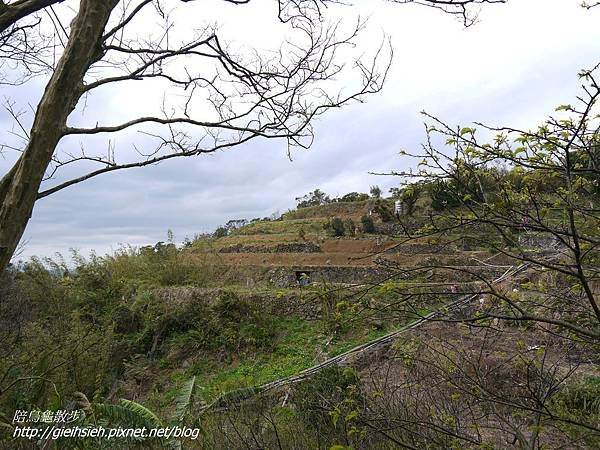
top-left (214, 241), bottom-right (493, 268)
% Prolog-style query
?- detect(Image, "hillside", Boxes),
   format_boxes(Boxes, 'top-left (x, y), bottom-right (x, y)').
top-left (2, 189), bottom-right (599, 449)
top-left (193, 197), bottom-right (504, 282)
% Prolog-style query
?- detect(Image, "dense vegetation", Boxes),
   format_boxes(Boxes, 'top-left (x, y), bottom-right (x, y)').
top-left (1, 171), bottom-right (598, 448)
top-left (1, 234), bottom-right (441, 448)
top-left (2, 74), bottom-right (600, 448)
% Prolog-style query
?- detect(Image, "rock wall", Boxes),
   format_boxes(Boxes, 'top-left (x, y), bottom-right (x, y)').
top-left (383, 243), bottom-right (458, 255)
top-left (219, 242), bottom-right (321, 254)
top-left (518, 233), bottom-right (561, 250)
top-left (267, 264), bottom-right (506, 287)
top-left (267, 266), bottom-right (392, 287)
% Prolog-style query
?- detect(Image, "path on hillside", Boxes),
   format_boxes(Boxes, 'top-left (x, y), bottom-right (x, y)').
top-left (200, 263), bottom-right (528, 413)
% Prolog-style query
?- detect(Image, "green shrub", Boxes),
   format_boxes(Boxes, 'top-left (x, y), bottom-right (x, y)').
top-left (372, 199), bottom-right (394, 222)
top-left (552, 376), bottom-right (600, 417)
top-left (166, 291), bottom-right (277, 355)
top-left (360, 215), bottom-right (375, 233)
top-left (292, 366), bottom-right (363, 436)
top-left (344, 218), bottom-right (356, 236)
top-left (323, 217), bottom-right (345, 237)
top-left (429, 180), bottom-right (462, 210)
top-left (339, 192), bottom-right (369, 202)
top-left (213, 226), bottom-right (228, 238)
top-left (330, 217), bottom-right (345, 236)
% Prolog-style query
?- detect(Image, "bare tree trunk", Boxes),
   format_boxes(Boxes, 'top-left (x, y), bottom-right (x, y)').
top-left (0, 0), bottom-right (118, 273)
top-left (0, 0), bottom-right (63, 32)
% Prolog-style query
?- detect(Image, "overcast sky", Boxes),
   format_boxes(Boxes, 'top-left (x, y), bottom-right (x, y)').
top-left (2, 0), bottom-right (600, 261)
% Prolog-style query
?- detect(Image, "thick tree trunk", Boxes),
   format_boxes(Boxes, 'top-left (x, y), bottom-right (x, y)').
top-left (0, 1), bottom-right (64, 33)
top-left (0, 0), bottom-right (118, 273)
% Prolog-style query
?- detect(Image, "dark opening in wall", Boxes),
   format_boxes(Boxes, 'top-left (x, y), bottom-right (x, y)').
top-left (295, 271), bottom-right (312, 286)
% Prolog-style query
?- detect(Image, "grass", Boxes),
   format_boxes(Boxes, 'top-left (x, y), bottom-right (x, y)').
top-left (327, 327), bottom-right (392, 356)
top-left (327, 308), bottom-right (431, 356)
top-left (283, 200), bottom-right (370, 220)
top-left (185, 305), bottom-right (434, 402)
top-left (190, 317), bottom-right (325, 400)
top-left (232, 218), bottom-right (327, 236)
top-left (212, 233), bottom-right (300, 247)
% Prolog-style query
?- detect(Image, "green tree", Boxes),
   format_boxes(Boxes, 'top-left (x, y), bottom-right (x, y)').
top-left (348, 67), bottom-right (600, 450)
top-left (393, 67), bottom-right (600, 341)
top-left (339, 192), bottom-right (370, 202)
top-left (372, 199), bottom-right (394, 222)
top-left (399, 183), bottom-right (422, 215)
top-left (344, 218), bottom-right (356, 236)
top-left (369, 185), bottom-right (382, 198)
top-left (324, 217), bottom-right (345, 237)
top-left (360, 214), bottom-right (375, 233)
top-left (296, 189), bottom-right (332, 209)
top-left (213, 226), bottom-right (228, 238)
top-left (429, 179), bottom-right (462, 210)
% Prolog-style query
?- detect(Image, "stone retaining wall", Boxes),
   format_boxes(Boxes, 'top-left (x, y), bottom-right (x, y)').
top-left (267, 266), bottom-right (392, 287)
top-left (219, 243), bottom-right (321, 254)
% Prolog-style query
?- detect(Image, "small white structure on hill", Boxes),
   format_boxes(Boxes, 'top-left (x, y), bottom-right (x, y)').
top-left (394, 200), bottom-right (404, 216)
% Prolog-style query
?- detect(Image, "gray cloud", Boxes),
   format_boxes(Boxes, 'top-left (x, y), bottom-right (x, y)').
top-left (3, 0), bottom-right (600, 261)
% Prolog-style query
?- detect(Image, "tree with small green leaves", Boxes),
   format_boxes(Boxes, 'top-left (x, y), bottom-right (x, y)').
top-left (372, 199), bottom-right (394, 222)
top-left (390, 67), bottom-right (600, 340)
top-left (344, 218), bottom-right (356, 236)
top-left (369, 185), bottom-right (382, 198)
top-left (330, 217), bottom-right (346, 237)
top-left (362, 66), bottom-right (600, 448)
top-left (296, 189), bottom-right (332, 209)
top-left (399, 183), bottom-right (423, 215)
top-left (360, 214), bottom-right (375, 233)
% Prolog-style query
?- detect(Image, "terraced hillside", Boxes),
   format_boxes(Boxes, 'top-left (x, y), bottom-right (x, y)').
top-left (120, 199), bottom-right (507, 403)
top-left (4, 195), bottom-right (597, 449)
top-left (191, 200), bottom-right (510, 287)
